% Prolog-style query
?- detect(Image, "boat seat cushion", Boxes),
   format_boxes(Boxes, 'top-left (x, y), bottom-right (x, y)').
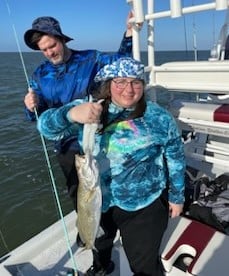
top-left (161, 216), bottom-right (229, 276)
top-left (170, 101), bottom-right (229, 123)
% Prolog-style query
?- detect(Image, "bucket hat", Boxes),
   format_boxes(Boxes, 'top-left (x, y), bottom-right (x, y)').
top-left (94, 57), bottom-right (145, 82)
top-left (24, 16), bottom-right (73, 50)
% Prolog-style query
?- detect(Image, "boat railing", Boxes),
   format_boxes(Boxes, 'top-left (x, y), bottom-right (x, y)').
top-left (149, 61), bottom-right (229, 94)
top-left (128, 0), bottom-right (229, 176)
top-left (169, 100), bottom-right (229, 174)
top-left (127, 0), bottom-right (229, 94)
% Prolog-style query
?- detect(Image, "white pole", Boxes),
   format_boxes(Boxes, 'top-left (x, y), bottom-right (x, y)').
top-left (132, 0), bottom-right (144, 23)
top-left (128, 0), bottom-right (144, 61)
top-left (170, 0), bottom-right (182, 18)
top-left (216, 0), bottom-right (228, 10)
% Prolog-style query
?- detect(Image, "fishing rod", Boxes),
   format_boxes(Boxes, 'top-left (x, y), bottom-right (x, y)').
top-left (4, 0), bottom-right (78, 274)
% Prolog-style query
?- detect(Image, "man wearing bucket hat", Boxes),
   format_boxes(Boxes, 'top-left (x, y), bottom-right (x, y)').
top-left (37, 57), bottom-right (186, 276)
top-left (24, 16), bottom-right (73, 51)
top-left (23, 14), bottom-right (135, 245)
top-left (24, 14), bottom-right (134, 113)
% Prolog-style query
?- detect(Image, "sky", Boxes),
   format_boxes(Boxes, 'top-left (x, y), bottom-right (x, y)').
top-left (0, 0), bottom-right (228, 52)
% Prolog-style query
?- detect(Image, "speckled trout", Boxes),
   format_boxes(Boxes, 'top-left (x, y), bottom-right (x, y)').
top-left (75, 100), bottom-right (103, 250)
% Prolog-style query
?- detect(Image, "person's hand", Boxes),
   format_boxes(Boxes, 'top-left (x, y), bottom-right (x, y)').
top-left (24, 89), bottom-right (39, 112)
top-left (68, 101), bottom-right (103, 124)
top-left (125, 10), bottom-right (143, 37)
top-left (168, 202), bottom-right (184, 218)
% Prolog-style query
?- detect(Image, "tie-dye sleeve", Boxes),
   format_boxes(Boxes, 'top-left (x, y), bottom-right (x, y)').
top-left (37, 99), bottom-right (83, 141)
top-left (164, 116), bottom-right (186, 204)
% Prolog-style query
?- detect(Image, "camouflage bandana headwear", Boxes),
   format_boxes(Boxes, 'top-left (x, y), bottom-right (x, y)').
top-left (94, 57), bottom-right (145, 82)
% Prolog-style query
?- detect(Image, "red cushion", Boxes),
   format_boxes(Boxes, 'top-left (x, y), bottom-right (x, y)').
top-left (214, 104), bottom-right (229, 123)
top-left (163, 220), bottom-right (216, 274)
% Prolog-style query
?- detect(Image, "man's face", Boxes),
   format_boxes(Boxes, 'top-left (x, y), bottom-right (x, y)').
top-left (37, 35), bottom-right (65, 65)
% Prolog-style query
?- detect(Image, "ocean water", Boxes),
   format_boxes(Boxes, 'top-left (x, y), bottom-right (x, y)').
top-left (0, 50), bottom-right (210, 258)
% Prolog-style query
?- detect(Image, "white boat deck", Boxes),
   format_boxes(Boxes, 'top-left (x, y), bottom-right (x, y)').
top-left (0, 211), bottom-right (131, 275)
top-left (1, 213), bottom-right (229, 276)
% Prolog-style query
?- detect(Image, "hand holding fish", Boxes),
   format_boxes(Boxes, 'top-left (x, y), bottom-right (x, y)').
top-left (68, 102), bottom-right (103, 124)
top-left (75, 98), bottom-right (103, 249)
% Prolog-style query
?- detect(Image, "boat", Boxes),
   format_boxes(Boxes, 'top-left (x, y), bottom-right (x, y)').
top-left (0, 0), bottom-right (229, 275)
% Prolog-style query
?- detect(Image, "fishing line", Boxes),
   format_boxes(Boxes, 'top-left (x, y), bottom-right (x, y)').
top-left (192, 0), bottom-right (198, 61)
top-left (182, 2), bottom-right (188, 58)
top-left (4, 0), bottom-right (78, 273)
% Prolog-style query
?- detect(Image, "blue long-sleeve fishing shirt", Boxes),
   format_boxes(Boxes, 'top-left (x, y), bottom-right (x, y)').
top-left (37, 99), bottom-right (186, 212)
top-left (25, 34), bottom-right (132, 153)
